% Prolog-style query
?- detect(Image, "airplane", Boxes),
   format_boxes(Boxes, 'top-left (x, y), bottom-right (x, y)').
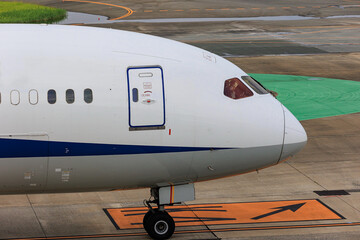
top-left (0, 24), bottom-right (307, 239)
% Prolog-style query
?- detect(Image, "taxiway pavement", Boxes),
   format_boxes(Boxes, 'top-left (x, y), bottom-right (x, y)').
top-left (0, 0), bottom-right (359, 239)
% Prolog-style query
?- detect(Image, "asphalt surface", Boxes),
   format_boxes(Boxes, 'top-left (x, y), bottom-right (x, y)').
top-left (1, 0), bottom-right (359, 239)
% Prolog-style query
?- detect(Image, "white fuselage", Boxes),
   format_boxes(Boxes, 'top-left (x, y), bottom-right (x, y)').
top-left (0, 25), bottom-right (307, 194)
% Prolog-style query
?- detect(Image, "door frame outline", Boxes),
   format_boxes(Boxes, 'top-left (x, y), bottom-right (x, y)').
top-left (127, 66), bottom-right (166, 128)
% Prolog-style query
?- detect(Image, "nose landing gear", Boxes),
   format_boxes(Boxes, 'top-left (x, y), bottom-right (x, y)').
top-left (143, 191), bottom-right (175, 239)
top-left (143, 184), bottom-right (195, 239)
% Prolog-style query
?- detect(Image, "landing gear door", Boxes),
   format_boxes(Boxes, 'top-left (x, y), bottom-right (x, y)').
top-left (127, 67), bottom-right (166, 129)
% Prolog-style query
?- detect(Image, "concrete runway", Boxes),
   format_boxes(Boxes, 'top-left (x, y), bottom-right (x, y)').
top-left (1, 0), bottom-right (360, 239)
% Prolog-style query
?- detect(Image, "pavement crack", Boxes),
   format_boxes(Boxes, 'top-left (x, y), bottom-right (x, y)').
top-left (183, 202), bottom-right (221, 240)
top-left (338, 196), bottom-right (360, 214)
top-left (26, 194), bottom-right (47, 238)
top-left (286, 162), bottom-right (327, 190)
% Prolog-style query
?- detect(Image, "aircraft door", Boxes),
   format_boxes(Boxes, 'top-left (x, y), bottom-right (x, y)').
top-left (127, 67), bottom-right (165, 129)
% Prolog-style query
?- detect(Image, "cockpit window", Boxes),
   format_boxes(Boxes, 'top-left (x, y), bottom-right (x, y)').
top-left (241, 76), bottom-right (269, 94)
top-left (224, 78), bottom-right (254, 100)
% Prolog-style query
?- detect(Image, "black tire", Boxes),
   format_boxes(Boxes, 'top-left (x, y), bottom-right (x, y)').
top-left (143, 210), bottom-right (155, 231)
top-left (145, 211), bottom-right (175, 240)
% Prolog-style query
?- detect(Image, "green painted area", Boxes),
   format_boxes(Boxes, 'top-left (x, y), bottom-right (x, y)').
top-left (249, 73), bottom-right (360, 121)
top-left (0, 2), bottom-right (66, 24)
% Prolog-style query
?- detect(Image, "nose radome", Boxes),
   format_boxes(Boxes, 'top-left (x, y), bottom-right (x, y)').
top-left (279, 106), bottom-right (307, 162)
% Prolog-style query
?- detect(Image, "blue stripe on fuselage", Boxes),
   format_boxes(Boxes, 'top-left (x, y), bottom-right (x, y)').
top-left (0, 138), bottom-right (228, 158)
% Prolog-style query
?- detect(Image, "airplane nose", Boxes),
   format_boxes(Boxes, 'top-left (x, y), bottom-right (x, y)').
top-left (279, 106), bottom-right (307, 162)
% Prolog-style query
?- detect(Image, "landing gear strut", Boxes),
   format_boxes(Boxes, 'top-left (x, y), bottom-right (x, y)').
top-left (143, 184), bottom-right (195, 239)
top-left (143, 188), bottom-right (175, 240)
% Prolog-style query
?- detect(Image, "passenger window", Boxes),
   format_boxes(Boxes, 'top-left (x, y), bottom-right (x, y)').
top-left (10, 90), bottom-right (20, 105)
top-left (224, 78), bottom-right (253, 100)
top-left (66, 89), bottom-right (75, 104)
top-left (29, 90), bottom-right (38, 105)
top-left (241, 76), bottom-right (268, 94)
top-left (84, 88), bottom-right (93, 103)
top-left (48, 89), bottom-right (56, 104)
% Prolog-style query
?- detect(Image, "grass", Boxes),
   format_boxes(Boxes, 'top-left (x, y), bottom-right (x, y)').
top-left (0, 1), bottom-right (66, 23)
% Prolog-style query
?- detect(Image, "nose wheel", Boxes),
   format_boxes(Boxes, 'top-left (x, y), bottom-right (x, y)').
top-left (143, 184), bottom-right (194, 239)
top-left (143, 209), bottom-right (175, 240)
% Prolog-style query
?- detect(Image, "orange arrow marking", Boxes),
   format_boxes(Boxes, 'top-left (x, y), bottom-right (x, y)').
top-left (252, 202), bottom-right (306, 220)
top-left (105, 199), bottom-right (344, 230)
